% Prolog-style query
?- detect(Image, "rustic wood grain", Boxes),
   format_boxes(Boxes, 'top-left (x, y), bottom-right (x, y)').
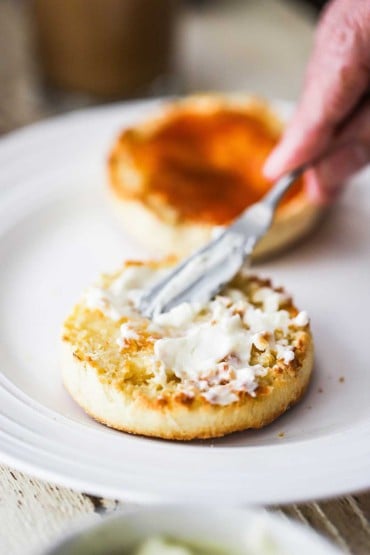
top-left (2, 463), bottom-right (370, 555)
top-left (0, 1), bottom-right (369, 554)
top-left (0, 466), bottom-right (99, 555)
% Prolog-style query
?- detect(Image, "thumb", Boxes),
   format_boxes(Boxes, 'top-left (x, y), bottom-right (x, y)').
top-left (305, 98), bottom-right (370, 202)
top-left (305, 142), bottom-right (369, 204)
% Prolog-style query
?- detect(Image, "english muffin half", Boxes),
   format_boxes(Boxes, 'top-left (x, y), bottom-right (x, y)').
top-left (61, 258), bottom-right (313, 440)
top-left (108, 94), bottom-right (323, 259)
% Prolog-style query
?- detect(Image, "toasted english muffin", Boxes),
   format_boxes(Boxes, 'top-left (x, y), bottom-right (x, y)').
top-left (108, 94), bottom-right (323, 259)
top-left (61, 258), bottom-right (313, 440)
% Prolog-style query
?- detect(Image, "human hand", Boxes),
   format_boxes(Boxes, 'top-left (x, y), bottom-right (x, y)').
top-left (263, 0), bottom-right (370, 203)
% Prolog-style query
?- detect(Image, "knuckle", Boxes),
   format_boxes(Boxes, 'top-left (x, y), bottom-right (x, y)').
top-left (317, 0), bottom-right (370, 60)
top-left (306, 0), bottom-right (370, 126)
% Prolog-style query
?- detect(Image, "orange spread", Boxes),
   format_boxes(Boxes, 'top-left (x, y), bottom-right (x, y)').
top-left (121, 109), bottom-right (303, 225)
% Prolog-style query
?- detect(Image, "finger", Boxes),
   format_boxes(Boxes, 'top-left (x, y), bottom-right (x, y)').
top-left (264, 0), bottom-right (370, 180)
top-left (306, 98), bottom-right (370, 203)
top-left (305, 142), bottom-right (369, 204)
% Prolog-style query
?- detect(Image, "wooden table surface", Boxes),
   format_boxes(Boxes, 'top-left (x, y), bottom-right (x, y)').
top-left (0, 1), bottom-right (369, 554)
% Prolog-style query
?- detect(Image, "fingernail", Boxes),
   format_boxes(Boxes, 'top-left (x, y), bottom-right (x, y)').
top-left (263, 148), bottom-right (284, 179)
top-left (263, 126), bottom-right (302, 179)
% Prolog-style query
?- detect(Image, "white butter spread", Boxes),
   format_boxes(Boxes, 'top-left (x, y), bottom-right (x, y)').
top-left (148, 231), bottom-right (245, 316)
top-left (135, 537), bottom-right (194, 555)
top-left (84, 265), bottom-right (309, 406)
top-left (292, 310), bottom-right (309, 327)
top-left (134, 536), bottom-right (230, 555)
top-left (85, 265), bottom-right (169, 320)
top-left (153, 302), bottom-right (202, 328)
top-left (116, 322), bottom-right (139, 348)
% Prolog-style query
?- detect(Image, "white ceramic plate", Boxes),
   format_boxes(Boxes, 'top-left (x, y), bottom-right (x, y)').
top-left (43, 506), bottom-right (343, 555)
top-left (0, 100), bottom-right (369, 505)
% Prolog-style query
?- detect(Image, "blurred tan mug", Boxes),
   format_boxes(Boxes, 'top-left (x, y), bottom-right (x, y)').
top-left (32, 0), bottom-right (177, 98)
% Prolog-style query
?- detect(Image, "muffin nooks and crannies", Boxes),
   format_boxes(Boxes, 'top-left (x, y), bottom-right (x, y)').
top-left (61, 259), bottom-right (313, 440)
top-left (108, 94), bottom-right (323, 259)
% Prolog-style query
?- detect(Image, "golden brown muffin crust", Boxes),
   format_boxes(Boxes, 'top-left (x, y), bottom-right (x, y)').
top-left (61, 259), bottom-right (313, 440)
top-left (109, 99), bottom-right (305, 226)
